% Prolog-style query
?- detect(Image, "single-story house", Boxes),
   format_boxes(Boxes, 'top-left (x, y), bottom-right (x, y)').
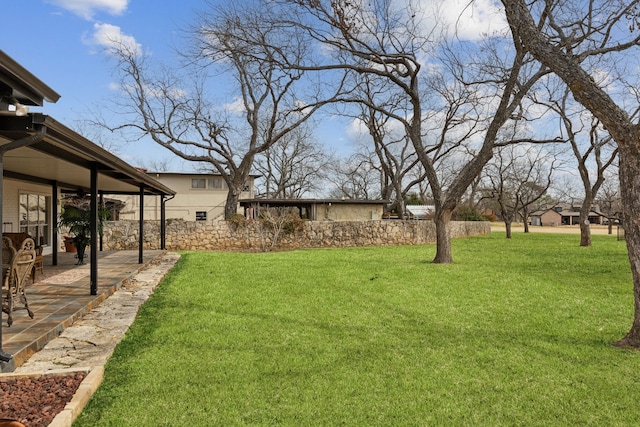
top-left (240, 198), bottom-right (389, 221)
top-left (530, 204), bottom-right (605, 226)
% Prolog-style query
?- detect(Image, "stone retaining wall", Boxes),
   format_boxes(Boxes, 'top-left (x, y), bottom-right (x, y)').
top-left (102, 219), bottom-right (490, 251)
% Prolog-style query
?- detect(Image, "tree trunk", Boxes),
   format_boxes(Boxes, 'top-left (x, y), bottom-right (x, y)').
top-left (613, 151), bottom-right (640, 347)
top-left (578, 196), bottom-right (593, 247)
top-left (432, 209), bottom-right (453, 264)
top-left (579, 220), bottom-right (592, 247)
top-left (504, 220), bottom-right (512, 239)
top-left (579, 189), bottom-right (596, 247)
top-left (224, 189), bottom-right (240, 219)
top-left (395, 191), bottom-right (405, 220)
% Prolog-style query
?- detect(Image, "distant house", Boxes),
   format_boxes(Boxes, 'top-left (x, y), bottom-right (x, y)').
top-left (239, 198), bottom-right (388, 221)
top-left (117, 172), bottom-right (257, 222)
top-left (62, 195), bottom-right (126, 220)
top-left (405, 205), bottom-right (435, 220)
top-left (530, 204), bottom-right (605, 226)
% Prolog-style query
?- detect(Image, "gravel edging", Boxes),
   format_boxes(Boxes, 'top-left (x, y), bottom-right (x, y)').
top-left (47, 367), bottom-right (103, 427)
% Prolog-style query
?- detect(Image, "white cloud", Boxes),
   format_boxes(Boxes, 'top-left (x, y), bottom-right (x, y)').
top-left (441, 0), bottom-right (507, 40)
top-left (46, 0), bottom-right (128, 20)
top-left (412, 0), bottom-right (507, 41)
top-left (85, 22), bottom-right (142, 56)
top-left (345, 117), bottom-right (368, 141)
top-left (224, 97), bottom-right (246, 114)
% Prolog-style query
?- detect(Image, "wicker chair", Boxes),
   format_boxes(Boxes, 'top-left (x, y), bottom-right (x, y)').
top-left (31, 245), bottom-right (44, 283)
top-left (3, 233), bottom-right (44, 282)
top-left (2, 237), bottom-right (16, 280)
top-left (2, 237), bottom-right (36, 326)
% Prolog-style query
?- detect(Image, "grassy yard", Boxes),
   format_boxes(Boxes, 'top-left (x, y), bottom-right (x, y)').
top-left (75, 232), bottom-right (639, 426)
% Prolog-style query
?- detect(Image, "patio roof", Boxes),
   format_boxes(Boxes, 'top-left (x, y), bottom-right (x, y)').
top-left (0, 113), bottom-right (175, 196)
top-left (0, 50), bottom-right (173, 197)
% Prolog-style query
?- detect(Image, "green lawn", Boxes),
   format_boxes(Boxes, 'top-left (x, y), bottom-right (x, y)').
top-left (74, 232), bottom-right (640, 426)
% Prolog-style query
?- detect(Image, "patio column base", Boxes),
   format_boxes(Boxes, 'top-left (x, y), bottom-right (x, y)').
top-left (0, 356), bottom-right (15, 373)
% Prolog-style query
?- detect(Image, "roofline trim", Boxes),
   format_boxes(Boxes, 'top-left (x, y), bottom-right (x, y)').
top-left (239, 198), bottom-right (389, 205)
top-left (0, 50), bottom-right (61, 104)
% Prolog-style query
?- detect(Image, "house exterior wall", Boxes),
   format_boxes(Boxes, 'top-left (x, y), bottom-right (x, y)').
top-left (117, 173), bottom-right (254, 222)
top-left (317, 203), bottom-right (384, 221)
top-left (2, 178), bottom-right (22, 232)
top-left (539, 210), bottom-right (562, 226)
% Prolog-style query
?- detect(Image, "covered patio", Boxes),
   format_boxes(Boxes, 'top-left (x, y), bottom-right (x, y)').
top-left (2, 249), bottom-right (166, 368)
top-left (0, 50), bottom-right (176, 371)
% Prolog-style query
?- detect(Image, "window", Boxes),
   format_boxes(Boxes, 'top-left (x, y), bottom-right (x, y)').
top-left (195, 211), bottom-right (207, 221)
top-left (208, 178), bottom-right (224, 189)
top-left (19, 193), bottom-right (50, 246)
top-left (192, 179), bottom-right (206, 189)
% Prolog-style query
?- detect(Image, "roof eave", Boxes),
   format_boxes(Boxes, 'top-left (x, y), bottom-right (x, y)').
top-left (0, 50), bottom-right (61, 105)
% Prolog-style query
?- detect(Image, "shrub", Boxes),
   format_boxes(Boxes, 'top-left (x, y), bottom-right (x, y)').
top-left (454, 206), bottom-right (485, 221)
top-left (227, 213), bottom-right (247, 230)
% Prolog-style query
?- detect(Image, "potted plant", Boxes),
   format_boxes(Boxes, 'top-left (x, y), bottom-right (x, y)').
top-left (57, 202), bottom-right (107, 265)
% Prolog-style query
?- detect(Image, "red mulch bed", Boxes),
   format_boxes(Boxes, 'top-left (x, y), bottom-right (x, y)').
top-left (0, 373), bottom-right (85, 427)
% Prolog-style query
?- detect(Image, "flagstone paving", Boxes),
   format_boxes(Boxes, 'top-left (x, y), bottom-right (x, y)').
top-left (14, 251), bottom-right (180, 372)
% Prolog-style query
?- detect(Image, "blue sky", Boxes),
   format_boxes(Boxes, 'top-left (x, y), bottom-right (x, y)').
top-left (2, 0), bottom-right (505, 171)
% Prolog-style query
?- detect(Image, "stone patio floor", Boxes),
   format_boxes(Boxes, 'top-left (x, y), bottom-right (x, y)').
top-left (1, 249), bottom-right (170, 368)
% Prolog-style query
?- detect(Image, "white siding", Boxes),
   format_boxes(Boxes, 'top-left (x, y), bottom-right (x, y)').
top-left (2, 178), bottom-right (59, 254)
top-left (112, 173), bottom-right (254, 221)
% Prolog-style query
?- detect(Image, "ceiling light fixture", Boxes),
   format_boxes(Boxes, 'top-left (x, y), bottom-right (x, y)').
top-left (13, 102), bottom-right (28, 116)
top-left (0, 97), bottom-right (29, 116)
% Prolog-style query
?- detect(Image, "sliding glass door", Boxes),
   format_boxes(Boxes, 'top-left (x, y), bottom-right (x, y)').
top-left (19, 193), bottom-right (50, 246)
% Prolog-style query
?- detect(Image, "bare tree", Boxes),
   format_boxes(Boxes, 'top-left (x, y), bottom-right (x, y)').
top-left (483, 144), bottom-right (556, 238)
top-left (277, 0), bottom-right (551, 263)
top-left (105, 2), bottom-right (342, 218)
top-left (253, 125), bottom-right (332, 198)
top-left (407, 163), bottom-right (433, 206)
top-left (326, 149), bottom-right (382, 200)
top-left (72, 119), bottom-right (122, 154)
top-left (256, 207), bottom-right (304, 252)
top-left (501, 0), bottom-right (640, 346)
top-left (595, 174), bottom-right (622, 235)
top-left (547, 173), bottom-right (582, 207)
top-left (461, 174), bottom-right (485, 216)
top-left (144, 158), bottom-right (174, 173)
top-left (360, 102), bottom-right (426, 218)
top-left (540, 86), bottom-right (619, 246)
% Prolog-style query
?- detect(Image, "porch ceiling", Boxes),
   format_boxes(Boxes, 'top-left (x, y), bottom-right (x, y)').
top-left (0, 113), bottom-right (175, 196)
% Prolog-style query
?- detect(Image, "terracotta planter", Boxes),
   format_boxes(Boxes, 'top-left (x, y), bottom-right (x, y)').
top-left (63, 236), bottom-right (76, 253)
